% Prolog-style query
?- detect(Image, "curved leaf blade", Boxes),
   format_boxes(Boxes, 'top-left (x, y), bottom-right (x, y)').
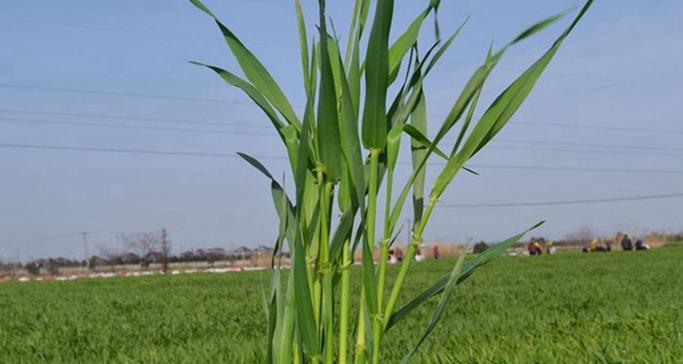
top-left (386, 221), bottom-right (545, 330)
top-left (361, 0), bottom-right (394, 149)
top-left (189, 0), bottom-right (301, 130)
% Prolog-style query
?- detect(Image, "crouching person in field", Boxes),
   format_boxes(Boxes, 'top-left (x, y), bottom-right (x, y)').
top-left (635, 239), bottom-right (650, 251)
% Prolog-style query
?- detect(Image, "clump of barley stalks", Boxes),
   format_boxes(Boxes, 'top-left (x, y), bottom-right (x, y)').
top-left (190, 0), bottom-right (592, 362)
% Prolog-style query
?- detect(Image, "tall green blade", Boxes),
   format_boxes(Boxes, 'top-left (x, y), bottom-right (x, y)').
top-left (430, 2), bottom-right (593, 202)
top-left (236, 153), bottom-right (297, 247)
top-left (430, 10), bottom-right (571, 147)
top-left (295, 97), bottom-right (315, 205)
top-left (294, 0), bottom-right (311, 96)
top-left (189, 62), bottom-right (286, 132)
top-left (385, 124), bottom-right (403, 175)
top-left (472, 2), bottom-right (593, 156)
top-left (328, 35), bottom-right (366, 213)
top-left (399, 248), bottom-right (467, 363)
top-left (387, 6), bottom-right (433, 84)
top-left (329, 209), bottom-right (356, 261)
top-left (361, 0), bottom-right (394, 149)
top-left (450, 59), bottom-right (485, 157)
top-left (278, 268), bottom-right (296, 364)
top-left (409, 92), bottom-right (427, 227)
top-left (189, 0), bottom-right (301, 130)
top-left (387, 18), bottom-right (467, 133)
top-left (266, 268), bottom-right (280, 364)
top-left (293, 231), bottom-right (319, 357)
top-left (317, 0), bottom-right (343, 181)
top-left (386, 221), bottom-right (545, 330)
top-left (403, 124), bottom-right (448, 160)
top-left (345, 0), bottom-right (370, 118)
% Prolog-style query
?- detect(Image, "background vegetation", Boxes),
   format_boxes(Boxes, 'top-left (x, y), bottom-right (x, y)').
top-left (2, 246), bottom-right (681, 363)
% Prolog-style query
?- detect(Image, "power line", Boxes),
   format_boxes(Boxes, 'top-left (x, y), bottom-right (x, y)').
top-left (0, 108), bottom-right (271, 129)
top-left (2, 142), bottom-right (683, 175)
top-left (3, 82), bottom-right (682, 136)
top-left (487, 144), bottom-right (682, 157)
top-left (1, 16), bottom-right (290, 48)
top-left (0, 143), bottom-right (243, 159)
top-left (0, 82), bottom-right (254, 105)
top-left (510, 120), bottom-right (683, 136)
top-left (440, 192), bottom-right (683, 208)
top-left (496, 138), bottom-right (683, 153)
top-left (2, 114), bottom-right (683, 157)
top-left (4, 232), bottom-right (83, 247)
top-left (1, 230), bottom-right (121, 248)
top-left (468, 163), bottom-right (683, 175)
top-left (0, 117), bottom-right (273, 137)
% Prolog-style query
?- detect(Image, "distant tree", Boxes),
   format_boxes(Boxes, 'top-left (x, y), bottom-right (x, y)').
top-left (473, 241), bottom-right (489, 254)
top-left (118, 231), bottom-right (161, 269)
top-left (195, 249), bottom-right (206, 261)
top-left (121, 252), bottom-right (141, 265)
top-left (206, 253), bottom-right (217, 268)
top-left (46, 259), bottom-right (60, 275)
top-left (97, 244), bottom-right (123, 266)
top-left (179, 250), bottom-right (195, 262)
top-left (25, 262), bottom-right (41, 276)
top-left (88, 256), bottom-right (107, 270)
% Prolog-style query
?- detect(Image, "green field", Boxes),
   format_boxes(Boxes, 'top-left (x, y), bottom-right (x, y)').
top-left (1, 245), bottom-right (682, 363)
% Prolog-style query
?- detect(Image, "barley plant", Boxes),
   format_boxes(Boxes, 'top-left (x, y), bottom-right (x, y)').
top-left (190, 0), bottom-right (592, 362)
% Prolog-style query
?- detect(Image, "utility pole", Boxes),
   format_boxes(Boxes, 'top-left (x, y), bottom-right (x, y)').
top-left (81, 232), bottom-right (89, 271)
top-left (160, 228), bottom-right (170, 274)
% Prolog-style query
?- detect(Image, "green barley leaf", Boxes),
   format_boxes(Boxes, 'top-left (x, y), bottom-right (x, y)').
top-left (472, 1), bottom-right (593, 156)
top-left (410, 91), bottom-right (427, 228)
top-left (511, 8), bottom-right (575, 45)
top-left (189, 62), bottom-right (286, 132)
top-left (388, 18), bottom-right (467, 132)
top-left (361, 0), bottom-right (394, 149)
top-left (277, 270), bottom-right (296, 364)
top-left (189, 0), bottom-right (301, 130)
top-left (281, 125), bottom-right (300, 172)
top-left (388, 6), bottom-right (432, 84)
top-left (431, 9), bottom-right (572, 147)
top-left (329, 209), bottom-right (356, 262)
top-left (424, 17), bottom-right (469, 76)
top-left (237, 152), bottom-right (297, 249)
top-left (403, 123), bottom-right (448, 160)
top-left (362, 236), bottom-right (379, 316)
top-left (317, 0), bottom-right (343, 181)
top-left (237, 152), bottom-right (274, 180)
top-left (430, 2), bottom-right (593, 202)
top-left (293, 232), bottom-right (319, 357)
top-left (344, 0), bottom-right (370, 117)
top-left (328, 35), bottom-right (366, 213)
top-left (386, 220), bottom-right (545, 330)
top-left (385, 123), bottom-right (403, 174)
top-left (399, 246), bottom-right (467, 364)
top-left (295, 97), bottom-right (316, 205)
top-left (266, 268), bottom-right (280, 364)
top-left (449, 53), bottom-right (486, 157)
top-left (294, 0), bottom-right (311, 96)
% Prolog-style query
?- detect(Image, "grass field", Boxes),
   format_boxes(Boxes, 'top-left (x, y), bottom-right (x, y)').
top-left (1, 245), bottom-right (682, 363)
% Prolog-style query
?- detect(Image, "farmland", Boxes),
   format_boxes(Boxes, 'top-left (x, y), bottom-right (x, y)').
top-left (1, 245), bottom-right (682, 363)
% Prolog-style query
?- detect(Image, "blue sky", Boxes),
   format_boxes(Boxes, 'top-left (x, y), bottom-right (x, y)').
top-left (1, 0), bottom-right (682, 260)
